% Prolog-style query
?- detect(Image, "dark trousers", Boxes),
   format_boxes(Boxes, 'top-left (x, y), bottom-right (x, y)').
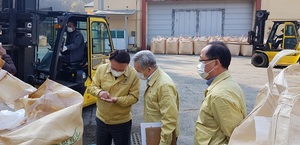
top-left (57, 55), bottom-right (70, 72)
top-left (96, 117), bottom-right (132, 145)
top-left (274, 40), bottom-right (283, 49)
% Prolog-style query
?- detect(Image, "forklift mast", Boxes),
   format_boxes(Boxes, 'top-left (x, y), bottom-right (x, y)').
top-left (0, 0), bottom-right (39, 82)
top-left (0, 0), bottom-right (115, 107)
top-left (2, 0), bottom-right (38, 10)
top-left (254, 10), bottom-right (269, 46)
top-left (248, 10), bottom-right (269, 51)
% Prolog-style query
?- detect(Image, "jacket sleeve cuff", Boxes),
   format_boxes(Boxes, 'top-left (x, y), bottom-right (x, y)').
top-left (0, 58), bottom-right (5, 68)
top-left (96, 89), bottom-right (103, 97)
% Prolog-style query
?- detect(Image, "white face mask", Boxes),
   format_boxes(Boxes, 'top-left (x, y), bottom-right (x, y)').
top-left (197, 60), bottom-right (215, 79)
top-left (111, 69), bottom-right (125, 77)
top-left (67, 27), bottom-right (74, 33)
top-left (137, 72), bottom-right (147, 80)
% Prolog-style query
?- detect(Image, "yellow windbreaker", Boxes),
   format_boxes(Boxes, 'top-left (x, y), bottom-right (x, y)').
top-left (144, 68), bottom-right (180, 145)
top-left (88, 63), bottom-right (140, 124)
top-left (194, 70), bottom-right (246, 145)
top-left (0, 58), bottom-right (4, 68)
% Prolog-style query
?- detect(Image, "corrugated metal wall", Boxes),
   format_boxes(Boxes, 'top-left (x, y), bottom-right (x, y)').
top-left (147, 0), bottom-right (253, 45)
top-left (173, 9), bottom-right (224, 37)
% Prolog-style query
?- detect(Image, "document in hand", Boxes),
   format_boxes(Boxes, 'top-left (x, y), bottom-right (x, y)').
top-left (141, 122), bottom-right (176, 145)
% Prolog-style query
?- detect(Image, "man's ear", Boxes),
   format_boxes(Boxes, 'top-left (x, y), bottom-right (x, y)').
top-left (215, 59), bottom-right (222, 68)
top-left (146, 67), bottom-right (152, 72)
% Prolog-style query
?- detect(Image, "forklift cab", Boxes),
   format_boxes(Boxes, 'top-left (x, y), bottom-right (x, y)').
top-left (266, 21), bottom-right (299, 50)
top-left (0, 1), bottom-right (113, 106)
top-left (32, 12), bottom-right (114, 106)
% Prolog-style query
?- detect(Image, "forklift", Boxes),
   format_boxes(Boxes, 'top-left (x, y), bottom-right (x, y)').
top-left (248, 10), bottom-right (300, 67)
top-left (0, 0), bottom-right (114, 107)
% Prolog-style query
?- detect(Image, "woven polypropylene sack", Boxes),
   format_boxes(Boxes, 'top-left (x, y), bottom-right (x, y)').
top-left (229, 50), bottom-right (300, 145)
top-left (0, 79), bottom-right (84, 145)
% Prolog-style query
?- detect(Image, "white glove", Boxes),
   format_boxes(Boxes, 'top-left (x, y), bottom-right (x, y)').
top-left (62, 46), bottom-right (68, 52)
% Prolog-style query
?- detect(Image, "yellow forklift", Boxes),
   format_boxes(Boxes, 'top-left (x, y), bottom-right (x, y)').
top-left (0, 0), bottom-right (114, 107)
top-left (248, 10), bottom-right (300, 67)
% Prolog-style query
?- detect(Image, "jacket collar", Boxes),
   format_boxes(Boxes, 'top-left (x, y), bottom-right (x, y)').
top-left (207, 70), bottom-right (231, 91)
top-left (147, 67), bottom-right (161, 87)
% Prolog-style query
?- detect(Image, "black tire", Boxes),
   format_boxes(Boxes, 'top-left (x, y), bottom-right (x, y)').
top-left (251, 53), bottom-right (268, 67)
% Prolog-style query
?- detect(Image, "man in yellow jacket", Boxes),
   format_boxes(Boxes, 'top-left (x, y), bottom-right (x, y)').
top-left (194, 41), bottom-right (246, 145)
top-left (88, 50), bottom-right (140, 145)
top-left (133, 50), bottom-right (180, 145)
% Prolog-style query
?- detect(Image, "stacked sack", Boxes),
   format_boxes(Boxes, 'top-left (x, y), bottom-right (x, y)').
top-left (193, 36), bottom-right (209, 55)
top-left (178, 36), bottom-right (193, 55)
top-left (165, 37), bottom-right (179, 54)
top-left (149, 35), bottom-right (254, 56)
top-left (150, 36), bottom-right (166, 54)
top-left (239, 37), bottom-right (253, 57)
top-left (223, 36), bottom-right (241, 56)
top-left (39, 35), bottom-right (47, 47)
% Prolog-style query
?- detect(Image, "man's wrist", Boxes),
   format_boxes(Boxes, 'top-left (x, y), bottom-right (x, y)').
top-left (113, 98), bottom-right (118, 103)
top-left (97, 90), bottom-right (102, 97)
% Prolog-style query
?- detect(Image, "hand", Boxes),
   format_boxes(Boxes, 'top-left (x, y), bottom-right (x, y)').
top-left (0, 44), bottom-right (6, 56)
top-left (98, 91), bottom-right (110, 99)
top-left (100, 96), bottom-right (118, 103)
top-left (61, 46), bottom-right (68, 52)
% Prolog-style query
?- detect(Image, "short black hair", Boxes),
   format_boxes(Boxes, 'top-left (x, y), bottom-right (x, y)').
top-left (206, 41), bottom-right (231, 69)
top-left (109, 50), bottom-right (130, 64)
top-left (68, 20), bottom-right (77, 27)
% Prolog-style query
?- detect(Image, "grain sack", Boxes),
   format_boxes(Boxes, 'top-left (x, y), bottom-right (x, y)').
top-left (229, 50), bottom-right (300, 145)
top-left (178, 37), bottom-right (193, 55)
top-left (0, 69), bottom-right (36, 105)
top-left (227, 36), bottom-right (240, 43)
top-left (150, 37), bottom-right (166, 54)
top-left (165, 37), bottom-right (179, 54)
top-left (239, 36), bottom-right (248, 44)
top-left (240, 44), bottom-right (253, 56)
top-left (193, 37), bottom-right (208, 55)
top-left (222, 36), bottom-right (230, 43)
top-left (208, 36), bottom-right (223, 42)
top-left (226, 43), bottom-right (241, 56)
top-left (39, 35), bottom-right (47, 47)
top-left (0, 79), bottom-right (84, 145)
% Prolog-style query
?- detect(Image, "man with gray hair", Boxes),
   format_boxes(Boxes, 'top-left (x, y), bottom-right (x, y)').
top-left (132, 50), bottom-right (180, 145)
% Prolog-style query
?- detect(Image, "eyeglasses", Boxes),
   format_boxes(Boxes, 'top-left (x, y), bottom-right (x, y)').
top-left (199, 58), bottom-right (216, 62)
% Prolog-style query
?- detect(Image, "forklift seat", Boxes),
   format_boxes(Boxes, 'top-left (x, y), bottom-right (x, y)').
top-left (63, 59), bottom-right (87, 71)
top-left (62, 42), bottom-right (88, 71)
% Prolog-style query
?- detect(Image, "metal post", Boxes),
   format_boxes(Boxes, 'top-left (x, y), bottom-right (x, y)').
top-left (125, 15), bottom-right (128, 49)
top-left (12, 0), bottom-right (16, 8)
top-left (101, 0), bottom-right (104, 10)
